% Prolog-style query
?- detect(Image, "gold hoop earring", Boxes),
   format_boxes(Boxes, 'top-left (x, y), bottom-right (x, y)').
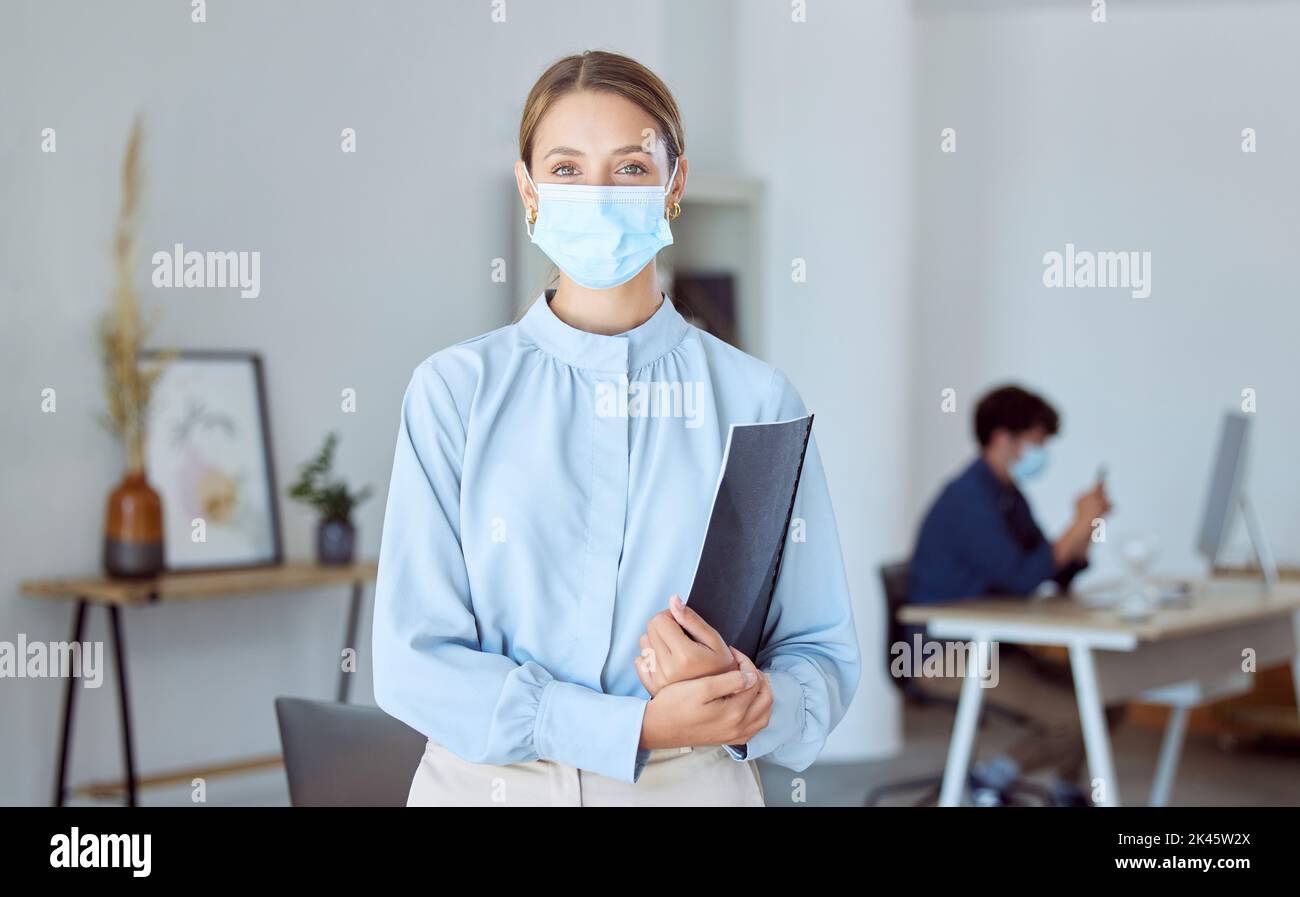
top-left (526, 207), bottom-right (537, 226)
top-left (668, 202), bottom-right (682, 221)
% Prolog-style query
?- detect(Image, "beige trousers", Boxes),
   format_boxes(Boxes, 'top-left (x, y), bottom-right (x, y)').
top-left (407, 739), bottom-right (767, 807)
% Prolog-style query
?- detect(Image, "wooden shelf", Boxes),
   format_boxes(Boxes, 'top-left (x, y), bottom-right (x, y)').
top-left (72, 755), bottom-right (285, 801)
top-left (21, 560), bottom-right (378, 606)
top-left (31, 560), bottom-right (378, 805)
top-left (1213, 564), bottom-right (1300, 582)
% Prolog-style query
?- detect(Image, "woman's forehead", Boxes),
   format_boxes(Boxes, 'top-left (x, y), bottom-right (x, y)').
top-left (534, 91), bottom-right (664, 157)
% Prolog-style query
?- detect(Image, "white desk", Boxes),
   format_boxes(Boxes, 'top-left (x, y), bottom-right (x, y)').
top-left (898, 579), bottom-right (1300, 807)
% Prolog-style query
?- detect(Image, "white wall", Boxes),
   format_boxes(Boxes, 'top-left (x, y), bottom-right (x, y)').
top-left (0, 0), bottom-right (669, 805)
top-left (23, 0), bottom-right (1288, 805)
top-left (2, 0), bottom-right (908, 806)
top-left (910, 0), bottom-right (1300, 580)
top-left (735, 0), bottom-right (914, 761)
top-left (30, 0), bottom-right (1289, 806)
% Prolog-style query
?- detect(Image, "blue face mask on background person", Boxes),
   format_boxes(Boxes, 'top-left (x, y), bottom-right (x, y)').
top-left (1010, 442), bottom-right (1048, 484)
top-left (524, 158), bottom-right (678, 290)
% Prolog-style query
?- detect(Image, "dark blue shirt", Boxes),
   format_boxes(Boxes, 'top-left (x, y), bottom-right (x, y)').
top-left (909, 457), bottom-right (1086, 605)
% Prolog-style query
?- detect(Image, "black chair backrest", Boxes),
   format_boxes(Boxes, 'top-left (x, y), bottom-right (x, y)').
top-left (879, 560), bottom-right (912, 692)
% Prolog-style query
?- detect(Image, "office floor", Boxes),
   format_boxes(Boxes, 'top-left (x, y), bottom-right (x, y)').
top-left (757, 702), bottom-right (1300, 807)
top-left (68, 701), bottom-right (1300, 806)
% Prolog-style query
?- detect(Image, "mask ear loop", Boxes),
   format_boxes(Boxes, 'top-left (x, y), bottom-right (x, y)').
top-left (662, 157), bottom-right (681, 217)
top-left (523, 166), bottom-right (538, 238)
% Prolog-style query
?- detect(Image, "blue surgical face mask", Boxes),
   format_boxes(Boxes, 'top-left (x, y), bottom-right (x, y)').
top-left (1010, 443), bottom-right (1048, 484)
top-left (524, 158), bottom-right (678, 290)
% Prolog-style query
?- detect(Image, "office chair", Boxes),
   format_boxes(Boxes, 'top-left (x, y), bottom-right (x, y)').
top-left (275, 697), bottom-right (426, 806)
top-left (880, 560), bottom-right (1031, 725)
top-left (865, 560), bottom-right (1045, 806)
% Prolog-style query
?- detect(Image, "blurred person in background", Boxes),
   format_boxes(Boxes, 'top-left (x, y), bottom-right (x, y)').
top-left (908, 385), bottom-right (1119, 806)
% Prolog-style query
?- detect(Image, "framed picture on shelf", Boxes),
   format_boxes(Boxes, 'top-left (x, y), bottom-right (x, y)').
top-left (138, 349), bottom-right (283, 572)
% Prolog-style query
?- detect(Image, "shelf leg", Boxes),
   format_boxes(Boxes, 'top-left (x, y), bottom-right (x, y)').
top-left (108, 605), bottom-right (138, 807)
top-left (53, 599), bottom-right (88, 807)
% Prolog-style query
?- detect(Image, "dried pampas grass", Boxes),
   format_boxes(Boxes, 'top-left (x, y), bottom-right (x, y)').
top-left (96, 116), bottom-right (176, 473)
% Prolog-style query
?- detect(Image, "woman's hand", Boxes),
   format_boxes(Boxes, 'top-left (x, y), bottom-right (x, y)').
top-left (639, 647), bottom-right (773, 750)
top-left (633, 594), bottom-right (738, 697)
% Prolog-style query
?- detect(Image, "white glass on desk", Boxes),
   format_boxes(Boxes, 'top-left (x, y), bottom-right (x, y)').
top-left (1116, 536), bottom-right (1158, 620)
top-left (1073, 534), bottom-right (1191, 618)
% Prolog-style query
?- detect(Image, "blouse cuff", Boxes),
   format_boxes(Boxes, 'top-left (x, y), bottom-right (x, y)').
top-left (722, 669), bottom-right (806, 763)
top-left (633, 747), bottom-right (651, 782)
top-left (533, 679), bottom-right (650, 784)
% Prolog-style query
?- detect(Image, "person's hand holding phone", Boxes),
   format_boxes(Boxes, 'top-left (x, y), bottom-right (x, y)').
top-left (1076, 472), bottom-right (1113, 522)
top-left (1055, 467), bottom-right (1114, 564)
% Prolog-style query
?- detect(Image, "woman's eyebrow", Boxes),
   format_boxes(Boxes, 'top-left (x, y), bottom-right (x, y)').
top-left (543, 144), bottom-right (652, 159)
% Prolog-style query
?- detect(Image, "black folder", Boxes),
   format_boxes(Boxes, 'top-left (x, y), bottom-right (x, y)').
top-left (685, 414), bottom-right (814, 661)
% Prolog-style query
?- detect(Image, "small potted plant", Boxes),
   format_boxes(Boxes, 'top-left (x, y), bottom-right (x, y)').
top-left (288, 431), bottom-right (372, 565)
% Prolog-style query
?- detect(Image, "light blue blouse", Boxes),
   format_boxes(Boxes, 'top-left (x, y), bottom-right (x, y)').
top-left (372, 291), bottom-right (860, 784)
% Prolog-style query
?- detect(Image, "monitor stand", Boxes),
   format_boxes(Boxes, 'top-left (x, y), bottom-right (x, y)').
top-left (1239, 493), bottom-right (1279, 589)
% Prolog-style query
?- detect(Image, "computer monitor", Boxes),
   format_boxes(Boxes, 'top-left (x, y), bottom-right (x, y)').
top-left (1195, 412), bottom-right (1277, 585)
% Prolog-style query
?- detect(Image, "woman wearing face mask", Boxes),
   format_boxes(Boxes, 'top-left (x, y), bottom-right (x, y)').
top-left (372, 50), bottom-right (860, 807)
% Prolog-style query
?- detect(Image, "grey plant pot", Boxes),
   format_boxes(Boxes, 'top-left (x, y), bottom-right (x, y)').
top-left (317, 519), bottom-right (356, 566)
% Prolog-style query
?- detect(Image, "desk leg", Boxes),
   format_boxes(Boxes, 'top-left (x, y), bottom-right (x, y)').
top-left (53, 599), bottom-right (88, 807)
top-left (1293, 654), bottom-right (1300, 724)
top-left (938, 641), bottom-right (989, 807)
top-left (1069, 643), bottom-right (1120, 807)
top-left (1148, 705), bottom-right (1188, 807)
top-left (108, 606), bottom-right (138, 807)
top-left (337, 580), bottom-right (364, 704)
top-left (1292, 610), bottom-right (1300, 724)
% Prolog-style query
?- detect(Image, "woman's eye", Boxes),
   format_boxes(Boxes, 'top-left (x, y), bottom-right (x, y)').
top-left (551, 163), bottom-right (578, 177)
top-left (618, 162), bottom-right (648, 176)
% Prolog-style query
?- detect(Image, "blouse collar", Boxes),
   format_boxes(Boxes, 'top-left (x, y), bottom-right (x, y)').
top-left (517, 289), bottom-right (691, 374)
